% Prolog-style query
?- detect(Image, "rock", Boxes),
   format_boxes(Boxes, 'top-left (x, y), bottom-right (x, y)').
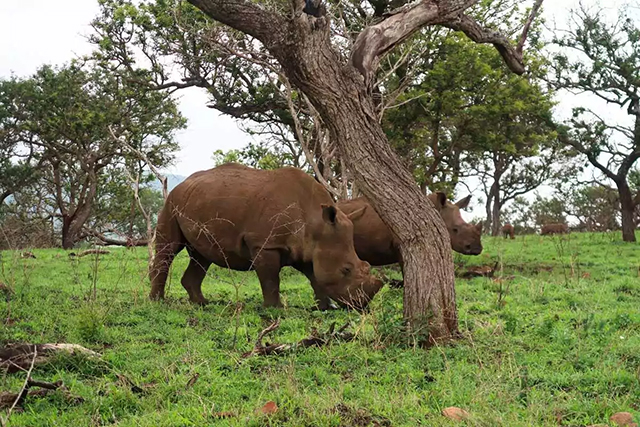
top-left (610, 412), bottom-right (635, 426)
top-left (257, 401), bottom-right (278, 415)
top-left (442, 406), bottom-right (470, 421)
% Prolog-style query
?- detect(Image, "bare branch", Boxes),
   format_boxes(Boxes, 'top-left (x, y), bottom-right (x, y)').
top-left (442, 13), bottom-right (526, 74)
top-left (516, 0), bottom-right (543, 55)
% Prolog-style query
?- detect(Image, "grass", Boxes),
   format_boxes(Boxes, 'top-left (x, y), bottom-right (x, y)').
top-left (1, 231), bottom-right (639, 426)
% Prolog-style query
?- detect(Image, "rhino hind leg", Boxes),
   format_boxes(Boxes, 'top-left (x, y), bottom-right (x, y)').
top-left (252, 250), bottom-right (283, 308)
top-left (149, 239), bottom-right (184, 300)
top-left (149, 209), bottom-right (185, 301)
top-left (181, 248), bottom-right (211, 305)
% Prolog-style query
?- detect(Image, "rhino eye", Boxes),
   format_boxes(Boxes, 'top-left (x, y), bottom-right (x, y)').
top-left (341, 266), bottom-right (352, 276)
top-left (452, 227), bottom-right (459, 234)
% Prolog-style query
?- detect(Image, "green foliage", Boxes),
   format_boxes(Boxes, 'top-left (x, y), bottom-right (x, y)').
top-left (551, 4), bottom-right (640, 240)
top-left (0, 62), bottom-right (185, 247)
top-left (1, 232), bottom-right (639, 425)
top-left (528, 195), bottom-right (567, 227)
top-left (212, 142), bottom-right (303, 170)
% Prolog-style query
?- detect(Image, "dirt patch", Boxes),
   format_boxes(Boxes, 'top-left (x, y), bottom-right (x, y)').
top-left (333, 403), bottom-right (391, 427)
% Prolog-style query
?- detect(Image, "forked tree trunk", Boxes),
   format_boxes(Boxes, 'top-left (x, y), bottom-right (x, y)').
top-left (61, 216), bottom-right (75, 250)
top-left (269, 25), bottom-right (457, 341)
top-left (617, 181), bottom-right (637, 242)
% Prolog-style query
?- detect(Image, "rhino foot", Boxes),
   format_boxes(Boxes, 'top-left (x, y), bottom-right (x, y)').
top-left (388, 279), bottom-right (404, 289)
top-left (313, 301), bottom-right (339, 311)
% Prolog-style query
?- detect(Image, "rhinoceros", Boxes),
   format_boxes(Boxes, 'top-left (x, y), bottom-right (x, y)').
top-left (502, 224), bottom-right (515, 239)
top-left (540, 223), bottom-right (569, 235)
top-left (337, 192), bottom-right (483, 268)
top-left (149, 163), bottom-right (383, 310)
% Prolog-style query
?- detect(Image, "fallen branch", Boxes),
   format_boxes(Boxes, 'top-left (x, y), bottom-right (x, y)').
top-left (457, 261), bottom-right (500, 279)
top-left (0, 380), bottom-right (82, 412)
top-left (83, 228), bottom-right (148, 247)
top-left (70, 249), bottom-right (111, 258)
top-left (242, 321), bottom-right (355, 358)
top-left (1, 345), bottom-right (37, 424)
top-left (1, 343), bottom-right (101, 374)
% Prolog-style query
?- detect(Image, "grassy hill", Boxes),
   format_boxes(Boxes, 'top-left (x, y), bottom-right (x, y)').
top-left (1, 232), bottom-right (638, 426)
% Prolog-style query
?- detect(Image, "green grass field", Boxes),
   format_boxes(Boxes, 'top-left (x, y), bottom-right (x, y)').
top-left (1, 232), bottom-right (639, 426)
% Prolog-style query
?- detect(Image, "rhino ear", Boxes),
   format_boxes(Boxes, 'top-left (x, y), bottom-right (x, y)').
top-left (434, 192), bottom-right (447, 208)
top-left (455, 195), bottom-right (472, 210)
top-left (321, 204), bottom-right (338, 225)
top-left (346, 206), bottom-right (366, 222)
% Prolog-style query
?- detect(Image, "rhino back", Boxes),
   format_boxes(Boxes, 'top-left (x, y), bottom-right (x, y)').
top-left (167, 164), bottom-right (332, 266)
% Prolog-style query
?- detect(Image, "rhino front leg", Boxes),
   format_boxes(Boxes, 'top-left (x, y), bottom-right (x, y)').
top-left (252, 250), bottom-right (283, 308)
top-left (302, 268), bottom-right (338, 310)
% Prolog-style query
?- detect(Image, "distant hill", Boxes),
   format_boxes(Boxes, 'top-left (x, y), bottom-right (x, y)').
top-left (148, 174), bottom-right (186, 192)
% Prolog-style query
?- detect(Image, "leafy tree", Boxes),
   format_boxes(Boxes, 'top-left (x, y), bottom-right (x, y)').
top-left (567, 184), bottom-right (620, 232)
top-left (551, 4), bottom-right (640, 242)
top-left (501, 196), bottom-right (536, 234)
top-left (0, 63), bottom-right (185, 248)
top-left (446, 43), bottom-right (576, 236)
top-left (528, 194), bottom-right (567, 228)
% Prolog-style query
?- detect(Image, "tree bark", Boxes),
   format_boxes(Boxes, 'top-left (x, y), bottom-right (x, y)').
top-left (61, 216), bottom-right (75, 250)
top-left (617, 181), bottom-right (637, 242)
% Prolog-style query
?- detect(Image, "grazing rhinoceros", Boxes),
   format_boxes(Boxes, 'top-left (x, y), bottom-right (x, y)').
top-left (149, 163), bottom-right (383, 310)
top-left (337, 192), bottom-right (483, 269)
top-left (540, 223), bottom-right (569, 235)
top-left (502, 224), bottom-right (515, 239)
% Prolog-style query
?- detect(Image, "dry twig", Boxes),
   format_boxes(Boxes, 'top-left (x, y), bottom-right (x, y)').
top-left (242, 321), bottom-right (354, 358)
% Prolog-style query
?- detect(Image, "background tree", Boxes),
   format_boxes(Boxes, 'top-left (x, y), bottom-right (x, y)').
top-left (567, 184), bottom-right (620, 231)
top-left (528, 194), bottom-right (567, 227)
top-left (551, 4), bottom-right (640, 242)
top-left (0, 63), bottom-right (185, 249)
top-left (501, 196), bottom-right (535, 234)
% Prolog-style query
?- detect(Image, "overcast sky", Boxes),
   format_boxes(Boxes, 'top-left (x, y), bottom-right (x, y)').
top-left (0, 0), bottom-right (633, 219)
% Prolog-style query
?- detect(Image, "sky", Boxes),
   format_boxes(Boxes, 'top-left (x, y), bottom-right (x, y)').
top-left (0, 0), bottom-right (634, 219)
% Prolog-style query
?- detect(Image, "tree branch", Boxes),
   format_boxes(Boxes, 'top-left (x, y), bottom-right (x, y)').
top-left (351, 0), bottom-right (544, 85)
top-left (187, 0), bottom-right (285, 46)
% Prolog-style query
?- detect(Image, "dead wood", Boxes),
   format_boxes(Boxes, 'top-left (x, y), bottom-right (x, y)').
top-left (0, 343), bottom-right (101, 373)
top-left (75, 249), bottom-right (111, 258)
top-left (0, 380), bottom-right (81, 411)
top-left (457, 261), bottom-right (499, 279)
top-left (20, 252), bottom-right (36, 259)
top-left (242, 321), bottom-right (354, 358)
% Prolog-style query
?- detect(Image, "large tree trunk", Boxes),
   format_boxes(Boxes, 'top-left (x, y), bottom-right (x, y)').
top-left (617, 181), bottom-right (637, 242)
top-left (484, 192), bottom-right (493, 233)
top-left (61, 216), bottom-right (74, 249)
top-left (269, 26), bottom-right (457, 341)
